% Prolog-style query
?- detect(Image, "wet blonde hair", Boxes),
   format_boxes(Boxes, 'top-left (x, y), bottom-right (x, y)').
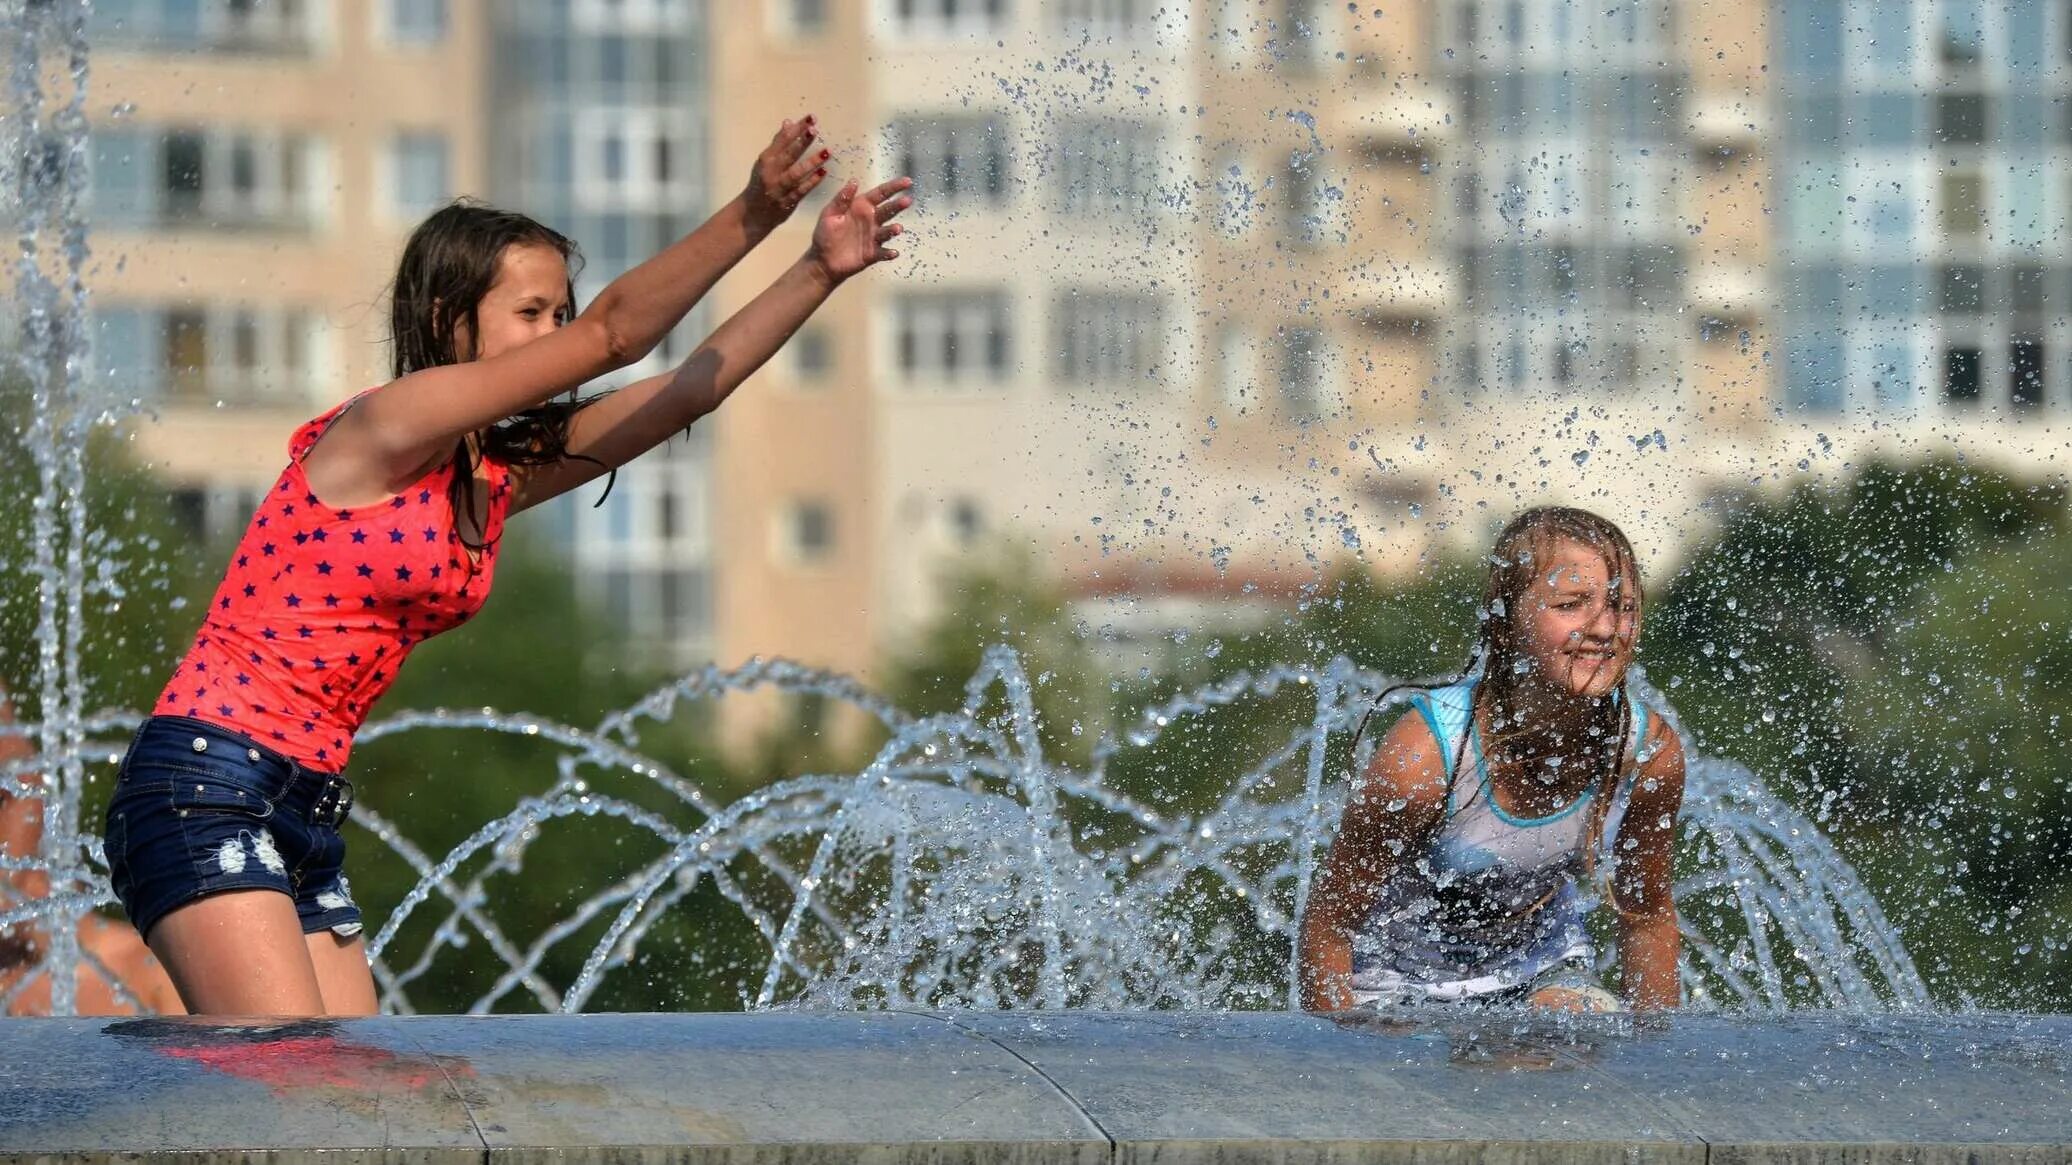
top-left (1471, 506), bottom-right (1645, 875)
top-left (1348, 507), bottom-right (1646, 874)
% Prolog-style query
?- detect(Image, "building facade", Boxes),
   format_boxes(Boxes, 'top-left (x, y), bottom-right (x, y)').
top-left (85, 0), bottom-right (486, 542)
top-left (486, 0), bottom-right (717, 666)
top-left (74, 0), bottom-right (2072, 754)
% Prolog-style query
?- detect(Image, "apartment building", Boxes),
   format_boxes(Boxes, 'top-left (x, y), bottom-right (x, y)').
top-left (73, 0), bottom-right (2071, 753)
top-left (486, 0), bottom-right (716, 666)
top-left (1773, 0), bottom-right (2072, 417)
top-left (699, 1), bottom-right (1754, 741)
top-left (85, 0), bottom-right (485, 542)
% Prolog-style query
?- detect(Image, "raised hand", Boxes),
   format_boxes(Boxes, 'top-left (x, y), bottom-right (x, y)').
top-left (743, 116), bottom-right (831, 233)
top-left (806, 176), bottom-right (915, 285)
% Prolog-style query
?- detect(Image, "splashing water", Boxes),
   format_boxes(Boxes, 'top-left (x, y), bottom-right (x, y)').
top-left (1, 3), bottom-right (1930, 1017)
top-left (4, 0), bottom-right (98, 1018)
top-left (18, 637), bottom-right (1938, 1016)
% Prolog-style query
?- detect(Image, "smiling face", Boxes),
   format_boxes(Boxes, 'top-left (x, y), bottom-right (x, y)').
top-left (451, 242), bottom-right (572, 363)
top-left (1514, 536), bottom-right (1640, 700)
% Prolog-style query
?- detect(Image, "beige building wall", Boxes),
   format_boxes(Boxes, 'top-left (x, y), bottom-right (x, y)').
top-left (706, 4), bottom-right (878, 751)
top-left (91, 0), bottom-right (486, 505)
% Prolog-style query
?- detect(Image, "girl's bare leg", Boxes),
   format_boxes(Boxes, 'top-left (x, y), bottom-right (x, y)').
top-left (146, 889), bottom-right (326, 1016)
top-left (305, 931), bottom-right (379, 1016)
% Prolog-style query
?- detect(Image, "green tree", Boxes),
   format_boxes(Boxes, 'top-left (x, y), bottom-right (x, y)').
top-left (0, 391), bottom-right (210, 720)
top-left (1836, 531), bottom-right (2072, 1010)
top-left (1644, 458), bottom-right (2067, 1007)
top-left (344, 528), bottom-right (759, 1013)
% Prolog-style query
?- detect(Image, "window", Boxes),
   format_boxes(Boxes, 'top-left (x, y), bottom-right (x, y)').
top-left (573, 109), bottom-right (701, 212)
top-left (1856, 93), bottom-right (1919, 148)
top-left (889, 0), bottom-right (1010, 36)
top-left (1934, 94), bottom-right (1987, 144)
top-left (162, 132), bottom-right (206, 221)
top-left (789, 327), bottom-right (832, 385)
top-left (1863, 0), bottom-right (1913, 71)
top-left (2000, 166), bottom-right (2050, 250)
top-left (2005, 0), bottom-right (2046, 73)
top-left (2011, 340), bottom-right (2046, 407)
top-left (1052, 290), bottom-right (1166, 386)
top-left (98, 304), bottom-right (326, 404)
top-left (1938, 0), bottom-right (1982, 65)
top-left (1938, 264), bottom-right (1984, 314)
top-left (386, 132), bottom-right (449, 220)
top-left (1210, 0), bottom-right (1249, 59)
top-left (781, 500), bottom-right (834, 565)
top-left (889, 114), bottom-right (1009, 208)
top-left (1284, 153), bottom-right (1342, 246)
top-left (99, 126), bottom-right (320, 231)
top-left (1216, 326), bottom-right (1254, 410)
top-left (1214, 150), bottom-right (1258, 236)
top-left (1056, 0), bottom-right (1151, 39)
top-left (1944, 346), bottom-right (1981, 403)
top-left (2011, 264), bottom-right (2049, 312)
top-left (1781, 0), bottom-right (1843, 73)
top-left (1277, 327), bottom-right (1328, 414)
top-left (779, 0), bottom-right (828, 35)
top-left (90, 307), bottom-right (153, 401)
top-left (599, 35), bottom-right (630, 87)
top-left (164, 308), bottom-right (209, 399)
top-left (385, 0), bottom-right (447, 45)
top-left (1276, 0), bottom-right (1330, 72)
top-left (1786, 335), bottom-right (1845, 411)
top-left (90, 0), bottom-right (321, 54)
top-left (1869, 342), bottom-right (1914, 408)
top-left (893, 291), bottom-right (1013, 385)
top-left (946, 498), bottom-right (983, 547)
top-left (1938, 170), bottom-right (1982, 239)
top-left (1056, 117), bottom-right (1162, 218)
top-left (90, 129), bottom-right (153, 226)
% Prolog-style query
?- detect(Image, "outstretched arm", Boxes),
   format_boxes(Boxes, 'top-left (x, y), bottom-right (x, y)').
top-left (319, 119), bottom-right (829, 494)
top-left (1614, 720), bottom-right (1686, 1011)
top-left (511, 175), bottom-right (913, 513)
top-left (1298, 712), bottom-right (1449, 1011)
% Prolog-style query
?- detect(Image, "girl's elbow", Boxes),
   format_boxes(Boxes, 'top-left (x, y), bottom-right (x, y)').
top-left (577, 303), bottom-right (643, 369)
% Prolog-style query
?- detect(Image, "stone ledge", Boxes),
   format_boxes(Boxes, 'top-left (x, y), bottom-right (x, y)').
top-left (2, 1010), bottom-right (2067, 1164)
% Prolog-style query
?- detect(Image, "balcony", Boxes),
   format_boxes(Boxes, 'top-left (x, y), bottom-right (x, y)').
top-left (1687, 94), bottom-right (1769, 156)
top-left (1337, 86), bottom-right (1454, 153)
top-left (1342, 260), bottom-right (1458, 322)
top-left (1686, 260), bottom-right (1767, 329)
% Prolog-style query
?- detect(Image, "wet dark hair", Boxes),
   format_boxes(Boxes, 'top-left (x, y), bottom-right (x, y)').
top-left (389, 198), bottom-right (613, 550)
top-left (1350, 506), bottom-right (1645, 872)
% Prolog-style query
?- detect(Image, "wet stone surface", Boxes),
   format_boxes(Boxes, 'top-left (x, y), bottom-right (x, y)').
top-left (3, 1011), bottom-right (2070, 1163)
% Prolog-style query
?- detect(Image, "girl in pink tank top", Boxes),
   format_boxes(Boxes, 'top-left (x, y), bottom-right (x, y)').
top-left (106, 117), bottom-right (914, 1017)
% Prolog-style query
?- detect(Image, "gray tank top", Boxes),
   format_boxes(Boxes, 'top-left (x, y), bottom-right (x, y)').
top-left (1347, 679), bottom-right (1654, 1002)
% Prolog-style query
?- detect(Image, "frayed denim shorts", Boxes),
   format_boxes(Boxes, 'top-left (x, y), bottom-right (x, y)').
top-left (104, 715), bottom-right (362, 942)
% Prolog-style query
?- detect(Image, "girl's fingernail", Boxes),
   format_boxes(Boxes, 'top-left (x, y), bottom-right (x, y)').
top-left (817, 168), bottom-right (827, 177)
top-left (820, 150), bottom-right (831, 161)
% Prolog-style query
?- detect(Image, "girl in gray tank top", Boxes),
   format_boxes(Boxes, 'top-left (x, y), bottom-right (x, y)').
top-left (1298, 508), bottom-right (1688, 1013)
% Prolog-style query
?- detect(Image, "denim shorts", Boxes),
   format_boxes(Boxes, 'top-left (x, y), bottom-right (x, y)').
top-left (104, 715), bottom-right (362, 942)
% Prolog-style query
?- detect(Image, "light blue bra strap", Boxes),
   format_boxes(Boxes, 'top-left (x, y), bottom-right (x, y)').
top-left (1408, 681), bottom-right (1476, 812)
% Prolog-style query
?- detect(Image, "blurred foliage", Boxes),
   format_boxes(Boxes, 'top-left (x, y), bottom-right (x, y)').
top-left (344, 532), bottom-right (761, 1013)
top-left (0, 393), bottom-right (210, 721)
top-left (1643, 458), bottom-right (2069, 1010)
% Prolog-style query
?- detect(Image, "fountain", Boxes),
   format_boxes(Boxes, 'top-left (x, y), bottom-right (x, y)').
top-left (2, 3), bottom-right (2067, 1160)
